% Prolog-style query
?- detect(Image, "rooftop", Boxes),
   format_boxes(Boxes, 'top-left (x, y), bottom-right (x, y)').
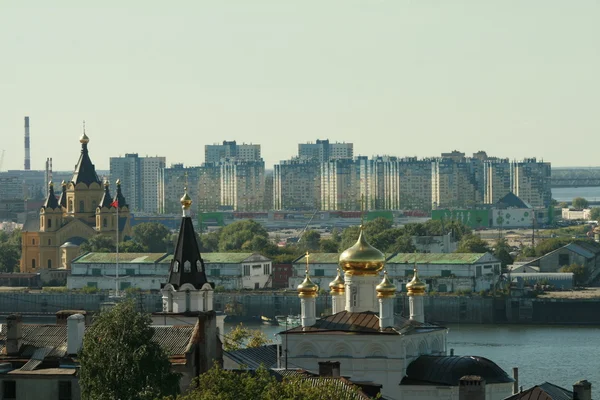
top-left (504, 382), bottom-right (573, 400)
top-left (293, 253), bottom-right (340, 264)
top-left (72, 252), bottom-right (170, 264)
top-left (386, 253), bottom-right (489, 265)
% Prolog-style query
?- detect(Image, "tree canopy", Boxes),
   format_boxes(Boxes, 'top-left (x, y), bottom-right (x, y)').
top-left (131, 222), bottom-right (172, 252)
top-left (218, 220), bottom-right (269, 252)
top-left (493, 238), bottom-right (514, 269)
top-left (0, 229), bottom-right (21, 273)
top-left (572, 197), bottom-right (590, 209)
top-left (79, 300), bottom-right (180, 400)
top-left (456, 234), bottom-right (490, 253)
top-left (222, 323), bottom-right (272, 351)
top-left (80, 235), bottom-right (116, 253)
top-left (590, 208), bottom-right (600, 221)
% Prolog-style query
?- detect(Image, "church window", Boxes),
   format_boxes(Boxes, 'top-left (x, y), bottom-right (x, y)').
top-left (31, 259), bottom-right (36, 269)
top-left (173, 261), bottom-right (179, 273)
top-left (41, 217), bottom-right (44, 228)
top-left (32, 238), bottom-right (35, 245)
top-left (184, 260), bottom-right (191, 272)
top-left (79, 201), bottom-right (85, 212)
top-left (92, 200), bottom-right (97, 209)
top-left (68, 200), bottom-right (73, 212)
top-left (243, 265), bottom-right (250, 276)
top-left (351, 286), bottom-right (357, 307)
top-left (48, 239), bottom-right (51, 246)
top-left (48, 259), bottom-right (52, 268)
top-left (103, 218), bottom-right (107, 228)
top-left (196, 260), bottom-right (202, 271)
top-left (185, 290), bottom-right (191, 312)
top-left (47, 218), bottom-right (52, 228)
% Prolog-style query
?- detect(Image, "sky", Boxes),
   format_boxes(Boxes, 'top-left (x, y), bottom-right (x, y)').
top-left (1, 1), bottom-right (599, 172)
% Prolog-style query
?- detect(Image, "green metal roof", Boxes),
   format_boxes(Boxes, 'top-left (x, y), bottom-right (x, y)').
top-left (73, 253), bottom-right (170, 264)
top-left (200, 253), bottom-right (259, 264)
top-left (293, 253), bottom-right (340, 264)
top-left (386, 253), bottom-right (487, 265)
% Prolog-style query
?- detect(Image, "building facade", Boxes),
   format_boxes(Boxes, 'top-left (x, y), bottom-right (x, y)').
top-left (273, 159), bottom-right (321, 211)
top-left (205, 140), bottom-right (261, 163)
top-left (298, 139), bottom-right (353, 162)
top-left (511, 158), bottom-right (552, 208)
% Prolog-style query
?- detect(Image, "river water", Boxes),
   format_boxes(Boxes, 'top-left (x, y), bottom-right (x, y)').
top-left (240, 322), bottom-right (600, 391)
top-left (552, 187), bottom-right (600, 202)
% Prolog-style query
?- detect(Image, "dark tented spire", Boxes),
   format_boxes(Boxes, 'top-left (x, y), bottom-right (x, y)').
top-left (167, 216), bottom-right (209, 289)
top-left (113, 179), bottom-right (128, 208)
top-left (58, 181), bottom-right (67, 208)
top-left (99, 181), bottom-right (113, 209)
top-left (71, 130), bottom-right (101, 186)
top-left (43, 182), bottom-right (60, 209)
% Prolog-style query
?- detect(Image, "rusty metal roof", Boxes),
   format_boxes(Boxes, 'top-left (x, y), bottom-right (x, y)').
top-left (280, 311), bottom-right (444, 335)
top-left (151, 325), bottom-right (196, 356)
top-left (274, 370), bottom-right (373, 400)
top-left (504, 383), bottom-right (573, 400)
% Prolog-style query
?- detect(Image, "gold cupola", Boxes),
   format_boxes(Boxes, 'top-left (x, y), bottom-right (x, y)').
top-left (376, 271), bottom-right (397, 298)
top-left (298, 252), bottom-right (319, 298)
top-left (180, 186), bottom-right (192, 210)
top-left (328, 268), bottom-right (345, 294)
top-left (406, 268), bottom-right (426, 296)
top-left (338, 227), bottom-right (385, 276)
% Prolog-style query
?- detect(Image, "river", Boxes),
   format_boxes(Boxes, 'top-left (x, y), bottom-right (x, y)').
top-left (236, 322), bottom-right (600, 391)
top-left (552, 187), bottom-right (600, 203)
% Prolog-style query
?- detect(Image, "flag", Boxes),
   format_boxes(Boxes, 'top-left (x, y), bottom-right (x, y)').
top-left (111, 199), bottom-right (118, 208)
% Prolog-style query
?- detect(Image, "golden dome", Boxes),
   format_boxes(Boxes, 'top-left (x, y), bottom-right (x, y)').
top-left (406, 268), bottom-right (426, 296)
top-left (61, 180), bottom-right (66, 187)
top-left (297, 273), bottom-right (319, 298)
top-left (328, 268), bottom-right (345, 294)
top-left (376, 271), bottom-right (397, 298)
top-left (103, 180), bottom-right (109, 187)
top-left (48, 181), bottom-right (54, 188)
top-left (80, 132), bottom-right (89, 144)
top-left (338, 227), bottom-right (385, 276)
top-left (180, 187), bottom-right (192, 210)
top-left (116, 179), bottom-right (121, 186)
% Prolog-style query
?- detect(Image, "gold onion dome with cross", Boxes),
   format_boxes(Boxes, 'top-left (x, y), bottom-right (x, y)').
top-left (406, 268), bottom-right (426, 296)
top-left (376, 271), bottom-right (396, 298)
top-left (328, 268), bottom-right (345, 294)
top-left (338, 226), bottom-right (386, 276)
top-left (297, 252), bottom-right (319, 298)
top-left (180, 187), bottom-right (192, 210)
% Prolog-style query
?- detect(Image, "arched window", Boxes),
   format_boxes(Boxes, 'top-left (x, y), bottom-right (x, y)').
top-left (32, 238), bottom-right (35, 245)
top-left (92, 200), bottom-right (97, 209)
top-left (68, 199), bottom-right (73, 212)
top-left (79, 201), bottom-right (85, 212)
top-left (103, 218), bottom-right (107, 228)
top-left (40, 217), bottom-right (44, 229)
top-left (47, 218), bottom-right (52, 228)
top-left (32, 259), bottom-right (36, 269)
top-left (47, 259), bottom-right (52, 268)
top-left (48, 239), bottom-right (51, 246)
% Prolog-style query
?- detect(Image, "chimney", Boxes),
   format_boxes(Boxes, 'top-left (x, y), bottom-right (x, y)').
top-left (318, 361), bottom-right (340, 377)
top-left (24, 116), bottom-right (30, 170)
top-left (67, 314), bottom-right (85, 355)
top-left (6, 314), bottom-right (23, 356)
top-left (459, 376), bottom-right (486, 400)
top-left (512, 367), bottom-right (519, 394)
top-left (573, 380), bottom-right (592, 400)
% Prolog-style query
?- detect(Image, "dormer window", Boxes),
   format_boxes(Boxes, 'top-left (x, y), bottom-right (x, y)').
top-left (184, 261), bottom-right (191, 273)
top-left (173, 261), bottom-right (179, 273)
top-left (196, 260), bottom-right (202, 271)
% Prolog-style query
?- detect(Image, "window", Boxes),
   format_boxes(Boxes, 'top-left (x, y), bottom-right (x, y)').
top-left (405, 269), bottom-right (414, 277)
top-left (263, 264), bottom-right (271, 275)
top-left (32, 238), bottom-right (36, 245)
top-left (559, 254), bottom-right (570, 266)
top-left (59, 381), bottom-right (72, 400)
top-left (120, 282), bottom-right (131, 290)
top-left (184, 260), bottom-right (191, 272)
top-left (103, 218), bottom-right (107, 228)
top-left (47, 259), bottom-right (52, 268)
top-left (314, 269), bottom-right (324, 277)
top-left (87, 282), bottom-right (98, 288)
top-left (92, 269), bottom-right (101, 276)
top-left (68, 199), bottom-right (73, 212)
top-left (48, 218), bottom-right (52, 228)
top-left (476, 265), bottom-right (482, 277)
top-left (3, 380), bottom-right (16, 400)
top-left (31, 259), bottom-right (36, 269)
top-left (211, 269), bottom-right (220, 277)
top-left (126, 269), bottom-right (135, 276)
top-left (41, 217), bottom-right (44, 228)
top-left (196, 260), bottom-right (203, 271)
top-left (79, 200), bottom-right (85, 212)
top-left (243, 265), bottom-right (250, 276)
top-left (252, 264), bottom-right (261, 269)
top-left (441, 270), bottom-right (451, 277)
top-left (48, 239), bottom-right (51, 246)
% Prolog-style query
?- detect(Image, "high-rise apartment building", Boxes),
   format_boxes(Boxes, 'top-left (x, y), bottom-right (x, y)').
top-left (511, 158), bottom-right (552, 208)
top-left (273, 159), bottom-right (321, 211)
top-left (321, 159), bottom-right (362, 211)
top-left (205, 141), bottom-right (261, 163)
top-left (298, 139), bottom-right (353, 162)
top-left (110, 154), bottom-right (166, 213)
top-left (220, 160), bottom-right (265, 211)
top-left (398, 158), bottom-right (433, 211)
top-left (483, 159), bottom-right (512, 204)
top-left (432, 155), bottom-right (479, 209)
top-left (158, 163), bottom-right (222, 214)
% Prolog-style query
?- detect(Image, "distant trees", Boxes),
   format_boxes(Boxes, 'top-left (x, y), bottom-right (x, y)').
top-left (493, 238), bottom-right (514, 268)
top-left (456, 234), bottom-right (490, 253)
top-left (131, 222), bottom-right (172, 252)
top-left (561, 263), bottom-right (588, 286)
top-left (222, 323), bottom-right (272, 351)
top-left (572, 197), bottom-right (590, 209)
top-left (80, 235), bottom-right (116, 253)
top-left (0, 229), bottom-right (21, 272)
top-left (590, 208), bottom-right (600, 221)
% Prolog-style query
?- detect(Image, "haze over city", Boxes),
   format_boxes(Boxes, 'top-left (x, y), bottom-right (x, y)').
top-left (1, 1), bottom-right (599, 171)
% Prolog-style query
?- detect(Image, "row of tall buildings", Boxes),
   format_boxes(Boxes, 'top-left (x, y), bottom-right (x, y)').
top-left (1, 139), bottom-right (551, 215)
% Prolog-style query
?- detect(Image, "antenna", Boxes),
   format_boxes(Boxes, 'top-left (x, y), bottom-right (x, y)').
top-left (305, 251), bottom-right (310, 275)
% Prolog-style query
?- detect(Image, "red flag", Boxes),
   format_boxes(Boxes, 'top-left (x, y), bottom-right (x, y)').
top-left (110, 199), bottom-right (118, 208)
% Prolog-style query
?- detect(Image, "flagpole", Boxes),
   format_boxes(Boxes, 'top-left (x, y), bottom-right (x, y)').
top-left (116, 201), bottom-right (119, 297)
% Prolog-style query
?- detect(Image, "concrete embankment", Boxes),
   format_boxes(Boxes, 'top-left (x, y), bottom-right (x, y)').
top-left (0, 291), bottom-right (599, 325)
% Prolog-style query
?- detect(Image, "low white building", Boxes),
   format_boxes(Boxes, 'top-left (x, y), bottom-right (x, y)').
top-left (290, 252), bottom-right (501, 293)
top-left (67, 251), bottom-right (272, 291)
top-left (412, 232), bottom-right (458, 253)
top-left (562, 208), bottom-right (591, 221)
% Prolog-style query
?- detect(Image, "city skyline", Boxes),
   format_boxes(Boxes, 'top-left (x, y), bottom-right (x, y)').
top-left (1, 2), bottom-right (599, 171)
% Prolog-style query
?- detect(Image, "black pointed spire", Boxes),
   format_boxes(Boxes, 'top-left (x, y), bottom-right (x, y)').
top-left (166, 188), bottom-right (209, 290)
top-left (113, 179), bottom-right (128, 208)
top-left (58, 181), bottom-right (67, 208)
top-left (71, 128), bottom-right (101, 186)
top-left (43, 182), bottom-right (60, 209)
top-left (99, 181), bottom-right (113, 209)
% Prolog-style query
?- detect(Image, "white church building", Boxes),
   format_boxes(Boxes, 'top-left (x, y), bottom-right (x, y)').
top-left (279, 228), bottom-right (514, 400)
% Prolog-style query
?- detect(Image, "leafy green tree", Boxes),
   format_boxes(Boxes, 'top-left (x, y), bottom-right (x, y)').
top-left (132, 222), bottom-right (171, 252)
top-left (80, 235), bottom-right (116, 253)
top-left (558, 202), bottom-right (569, 209)
top-left (223, 323), bottom-right (272, 351)
top-left (572, 197), bottom-right (590, 209)
top-left (173, 364), bottom-right (364, 400)
top-left (590, 208), bottom-right (600, 221)
top-left (218, 220), bottom-right (269, 252)
top-left (119, 240), bottom-right (147, 253)
top-left (320, 238), bottom-right (340, 253)
top-left (391, 234), bottom-right (417, 254)
top-left (561, 263), bottom-right (588, 285)
top-left (79, 300), bottom-right (180, 400)
top-left (493, 238), bottom-right (514, 269)
top-left (198, 231), bottom-right (219, 252)
top-left (0, 241), bottom-right (20, 272)
top-left (299, 230), bottom-right (321, 252)
top-left (363, 217), bottom-right (393, 239)
top-left (339, 225), bottom-right (361, 251)
top-left (456, 234), bottom-right (490, 253)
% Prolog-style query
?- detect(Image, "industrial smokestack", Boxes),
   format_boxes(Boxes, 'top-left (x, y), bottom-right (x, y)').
top-left (24, 116), bottom-right (31, 170)
top-left (45, 158), bottom-right (53, 190)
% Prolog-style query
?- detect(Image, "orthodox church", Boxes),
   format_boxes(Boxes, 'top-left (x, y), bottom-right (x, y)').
top-left (281, 228), bottom-right (514, 400)
top-left (20, 130), bottom-right (132, 273)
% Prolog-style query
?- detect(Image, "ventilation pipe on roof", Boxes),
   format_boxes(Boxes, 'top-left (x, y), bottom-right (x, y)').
top-left (512, 367), bottom-right (518, 394)
top-left (67, 314), bottom-right (85, 355)
top-left (458, 375), bottom-right (486, 400)
top-left (6, 314), bottom-right (22, 356)
top-left (573, 380), bottom-right (592, 400)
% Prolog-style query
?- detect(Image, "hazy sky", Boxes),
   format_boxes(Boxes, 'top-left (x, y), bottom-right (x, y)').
top-left (1, 1), bottom-right (599, 171)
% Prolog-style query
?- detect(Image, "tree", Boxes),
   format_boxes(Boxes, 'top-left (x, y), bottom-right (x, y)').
top-left (218, 220), bottom-right (269, 252)
top-left (558, 202), bottom-right (569, 209)
top-left (174, 364), bottom-right (364, 400)
top-left (198, 231), bottom-right (219, 252)
top-left (391, 234), bottom-right (417, 254)
top-left (0, 242), bottom-right (20, 272)
top-left (561, 263), bottom-right (588, 286)
top-left (132, 222), bottom-right (171, 252)
top-left (493, 238), bottom-right (514, 269)
top-left (572, 197), bottom-right (589, 209)
top-left (319, 238), bottom-right (340, 253)
top-left (80, 235), bottom-right (116, 253)
top-left (119, 240), bottom-right (147, 253)
top-left (79, 300), bottom-right (180, 399)
top-left (590, 207), bottom-right (600, 221)
top-left (456, 234), bottom-right (490, 253)
top-left (299, 230), bottom-right (321, 252)
top-left (223, 323), bottom-right (272, 351)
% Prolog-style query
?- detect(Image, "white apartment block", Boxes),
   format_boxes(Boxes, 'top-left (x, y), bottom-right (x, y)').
top-left (110, 154), bottom-right (165, 213)
top-left (205, 141), bottom-right (261, 163)
top-left (320, 159), bottom-right (361, 211)
top-left (398, 158), bottom-right (433, 211)
top-left (511, 158), bottom-right (552, 208)
top-left (298, 139), bottom-right (353, 162)
top-left (220, 161), bottom-right (265, 211)
top-left (432, 157), bottom-right (478, 209)
top-left (483, 159), bottom-right (512, 204)
top-left (273, 159), bottom-right (321, 211)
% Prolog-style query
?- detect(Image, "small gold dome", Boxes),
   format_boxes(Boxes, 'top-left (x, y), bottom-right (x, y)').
top-left (329, 269), bottom-right (345, 294)
top-left (61, 180), bottom-right (66, 187)
top-left (180, 187), bottom-right (192, 210)
top-left (48, 181), bottom-right (54, 188)
top-left (406, 268), bottom-right (426, 296)
top-left (80, 132), bottom-right (89, 144)
top-left (103, 180), bottom-right (109, 187)
top-left (297, 274), bottom-right (319, 298)
top-left (338, 227), bottom-right (385, 276)
top-left (376, 271), bottom-right (397, 298)
top-left (116, 179), bottom-right (121, 186)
